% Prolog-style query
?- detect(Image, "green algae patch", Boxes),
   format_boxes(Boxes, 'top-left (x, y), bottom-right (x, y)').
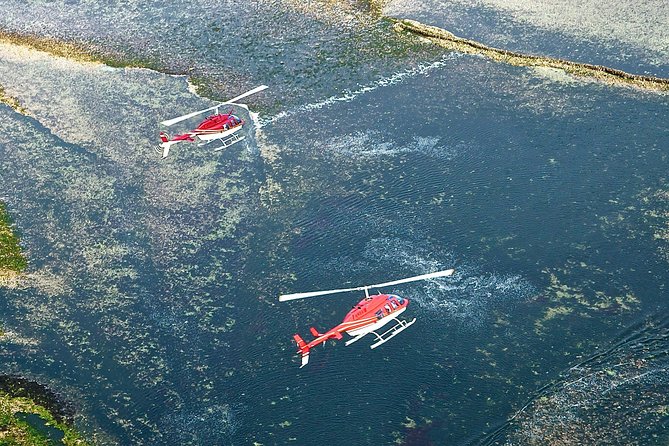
top-left (0, 30), bottom-right (170, 74)
top-left (0, 84), bottom-right (25, 114)
top-left (0, 202), bottom-right (27, 287)
top-left (391, 18), bottom-right (669, 92)
top-left (534, 305), bottom-right (573, 335)
top-left (0, 391), bottom-right (87, 445)
top-left (641, 186), bottom-right (669, 265)
top-left (0, 30), bottom-right (101, 66)
top-left (534, 268), bottom-right (640, 335)
top-left (401, 416), bottom-right (417, 429)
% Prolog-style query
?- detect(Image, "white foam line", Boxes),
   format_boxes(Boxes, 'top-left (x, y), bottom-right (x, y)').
top-left (258, 53), bottom-right (459, 128)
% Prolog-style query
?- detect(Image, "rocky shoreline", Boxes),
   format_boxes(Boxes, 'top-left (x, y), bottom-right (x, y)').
top-left (391, 18), bottom-right (669, 92)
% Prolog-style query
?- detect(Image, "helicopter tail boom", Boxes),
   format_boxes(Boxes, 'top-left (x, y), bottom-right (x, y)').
top-left (158, 132), bottom-right (196, 158)
top-left (293, 328), bottom-right (347, 367)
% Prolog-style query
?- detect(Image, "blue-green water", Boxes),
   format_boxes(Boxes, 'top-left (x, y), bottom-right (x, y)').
top-left (0, 1), bottom-right (668, 445)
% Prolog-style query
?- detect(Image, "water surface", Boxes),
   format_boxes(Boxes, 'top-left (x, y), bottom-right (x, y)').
top-left (0, 1), bottom-right (668, 444)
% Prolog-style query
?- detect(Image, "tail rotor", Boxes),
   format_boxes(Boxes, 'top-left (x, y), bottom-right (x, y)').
top-left (159, 132), bottom-right (175, 158)
top-left (293, 334), bottom-right (310, 368)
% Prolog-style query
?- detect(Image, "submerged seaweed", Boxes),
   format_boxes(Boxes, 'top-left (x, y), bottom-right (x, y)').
top-left (0, 201), bottom-right (27, 286)
top-left (0, 0), bottom-right (668, 444)
top-left (481, 315), bottom-right (669, 446)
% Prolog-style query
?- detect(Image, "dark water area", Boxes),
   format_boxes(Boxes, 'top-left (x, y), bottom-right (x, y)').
top-left (1, 1), bottom-right (668, 445)
top-left (16, 412), bottom-right (66, 443)
top-left (0, 374), bottom-right (75, 423)
top-left (248, 55), bottom-right (669, 444)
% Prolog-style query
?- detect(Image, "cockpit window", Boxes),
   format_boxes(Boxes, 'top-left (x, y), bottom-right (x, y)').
top-left (397, 297), bottom-right (405, 305)
top-left (390, 301), bottom-right (398, 309)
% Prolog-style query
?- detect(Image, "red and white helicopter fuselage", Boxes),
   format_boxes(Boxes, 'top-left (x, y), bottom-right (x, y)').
top-left (292, 293), bottom-right (415, 367)
top-left (159, 112), bottom-right (244, 156)
top-left (280, 269), bottom-right (455, 367)
top-left (158, 85), bottom-right (267, 158)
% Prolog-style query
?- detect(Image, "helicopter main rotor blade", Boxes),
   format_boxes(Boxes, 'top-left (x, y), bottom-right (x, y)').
top-left (224, 84), bottom-right (268, 105)
top-left (278, 269), bottom-right (455, 302)
top-left (160, 85), bottom-right (268, 127)
top-left (368, 269), bottom-right (455, 289)
top-left (279, 286), bottom-right (363, 302)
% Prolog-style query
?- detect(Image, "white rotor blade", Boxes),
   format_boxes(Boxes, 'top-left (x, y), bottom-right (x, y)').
top-left (161, 85), bottom-right (268, 127)
top-left (279, 268), bottom-right (454, 302)
top-left (161, 104), bottom-right (219, 127)
top-left (225, 85), bottom-right (268, 105)
top-left (368, 269), bottom-right (455, 289)
top-left (279, 286), bottom-right (363, 302)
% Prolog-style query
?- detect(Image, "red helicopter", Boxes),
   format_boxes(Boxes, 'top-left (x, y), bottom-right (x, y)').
top-left (280, 269), bottom-right (455, 367)
top-left (158, 85), bottom-right (268, 158)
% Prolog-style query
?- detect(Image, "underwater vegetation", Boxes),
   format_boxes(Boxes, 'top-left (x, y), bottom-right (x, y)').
top-left (0, 30), bottom-right (100, 66)
top-left (0, 3), bottom-right (444, 112)
top-left (493, 315), bottom-right (669, 446)
top-left (0, 30), bottom-right (168, 73)
top-left (0, 84), bottom-right (24, 114)
top-left (0, 201), bottom-right (26, 286)
top-left (642, 185), bottom-right (669, 265)
top-left (0, 39), bottom-right (266, 443)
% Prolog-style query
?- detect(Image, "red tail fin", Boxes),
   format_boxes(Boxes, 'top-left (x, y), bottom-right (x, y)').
top-left (159, 131), bottom-right (169, 143)
top-left (293, 334), bottom-right (310, 368)
top-left (293, 334), bottom-right (308, 353)
top-left (309, 327), bottom-right (322, 337)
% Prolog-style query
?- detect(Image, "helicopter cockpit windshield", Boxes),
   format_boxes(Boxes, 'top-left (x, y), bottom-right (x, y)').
top-left (387, 295), bottom-right (405, 305)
